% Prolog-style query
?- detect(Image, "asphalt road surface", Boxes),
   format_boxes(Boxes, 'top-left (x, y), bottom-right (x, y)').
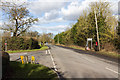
top-left (9, 45), bottom-right (119, 80)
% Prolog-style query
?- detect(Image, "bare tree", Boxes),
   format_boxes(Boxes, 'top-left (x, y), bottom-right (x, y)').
top-left (1, 2), bottom-right (38, 37)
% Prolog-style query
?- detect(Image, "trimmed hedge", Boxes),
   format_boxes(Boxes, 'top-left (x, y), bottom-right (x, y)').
top-left (2, 37), bottom-right (40, 51)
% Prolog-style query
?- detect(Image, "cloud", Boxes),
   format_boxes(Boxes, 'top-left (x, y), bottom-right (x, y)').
top-left (38, 17), bottom-right (65, 24)
top-left (37, 10), bottom-right (66, 24)
top-left (61, 1), bottom-right (89, 21)
top-left (31, 25), bottom-right (69, 33)
top-left (1, 0), bottom-right (120, 35)
top-left (44, 10), bottom-right (60, 20)
top-left (28, 2), bottom-right (67, 16)
top-left (61, 0), bottom-right (119, 21)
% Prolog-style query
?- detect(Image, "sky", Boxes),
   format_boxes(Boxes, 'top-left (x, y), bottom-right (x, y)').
top-left (0, 0), bottom-right (119, 35)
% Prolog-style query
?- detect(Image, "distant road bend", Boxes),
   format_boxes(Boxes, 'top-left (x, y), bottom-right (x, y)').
top-left (10, 44), bottom-right (119, 80)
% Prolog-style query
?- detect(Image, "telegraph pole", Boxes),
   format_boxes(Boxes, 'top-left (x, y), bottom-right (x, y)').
top-left (58, 33), bottom-right (59, 44)
top-left (94, 9), bottom-right (100, 51)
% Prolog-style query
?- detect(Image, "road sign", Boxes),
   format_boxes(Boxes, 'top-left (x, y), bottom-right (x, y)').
top-left (86, 38), bottom-right (92, 50)
top-left (87, 38), bottom-right (92, 41)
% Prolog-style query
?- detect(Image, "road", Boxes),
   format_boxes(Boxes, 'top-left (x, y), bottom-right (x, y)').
top-left (9, 45), bottom-right (119, 80)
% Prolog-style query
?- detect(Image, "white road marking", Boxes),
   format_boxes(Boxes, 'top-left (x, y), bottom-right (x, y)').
top-left (48, 50), bottom-right (51, 54)
top-left (106, 67), bottom-right (120, 74)
top-left (46, 50), bottom-right (47, 54)
top-left (48, 49), bottom-right (60, 80)
top-left (82, 57), bottom-right (95, 63)
top-left (49, 49), bottom-right (57, 71)
top-left (9, 53), bottom-right (27, 55)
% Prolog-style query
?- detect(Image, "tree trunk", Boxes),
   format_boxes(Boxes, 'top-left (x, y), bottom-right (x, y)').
top-left (13, 19), bottom-right (18, 37)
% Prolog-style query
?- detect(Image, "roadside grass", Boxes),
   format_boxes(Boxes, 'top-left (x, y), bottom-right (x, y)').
top-left (56, 44), bottom-right (85, 50)
top-left (96, 50), bottom-right (120, 59)
top-left (56, 44), bottom-right (120, 59)
top-left (68, 45), bottom-right (85, 51)
top-left (9, 61), bottom-right (57, 79)
top-left (7, 46), bottom-right (49, 53)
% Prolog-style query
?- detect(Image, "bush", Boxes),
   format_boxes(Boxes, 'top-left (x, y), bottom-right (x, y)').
top-left (28, 38), bottom-right (40, 50)
top-left (113, 37), bottom-right (120, 51)
top-left (2, 37), bottom-right (40, 51)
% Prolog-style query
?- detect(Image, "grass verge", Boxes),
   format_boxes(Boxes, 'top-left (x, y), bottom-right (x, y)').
top-left (7, 46), bottom-right (49, 53)
top-left (56, 44), bottom-right (120, 59)
top-left (96, 50), bottom-right (120, 59)
top-left (8, 61), bottom-right (57, 79)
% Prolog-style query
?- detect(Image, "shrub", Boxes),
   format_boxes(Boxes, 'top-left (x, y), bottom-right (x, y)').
top-left (113, 37), bottom-right (120, 51)
top-left (28, 38), bottom-right (40, 50)
top-left (2, 37), bottom-right (40, 51)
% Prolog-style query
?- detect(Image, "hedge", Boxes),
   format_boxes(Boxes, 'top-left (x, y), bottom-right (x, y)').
top-left (2, 37), bottom-right (40, 51)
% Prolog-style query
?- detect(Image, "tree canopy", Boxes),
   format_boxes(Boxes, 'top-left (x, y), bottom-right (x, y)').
top-left (54, 2), bottom-right (118, 51)
top-left (1, 2), bottom-right (38, 37)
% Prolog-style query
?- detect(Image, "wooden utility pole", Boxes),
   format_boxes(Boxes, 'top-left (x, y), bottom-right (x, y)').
top-left (94, 9), bottom-right (100, 51)
top-left (58, 33), bottom-right (59, 44)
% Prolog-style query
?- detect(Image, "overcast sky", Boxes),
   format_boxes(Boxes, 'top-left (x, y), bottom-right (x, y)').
top-left (0, 0), bottom-right (119, 35)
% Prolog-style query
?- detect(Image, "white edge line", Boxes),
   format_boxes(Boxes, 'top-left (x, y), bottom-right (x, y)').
top-left (106, 67), bottom-right (120, 74)
top-left (49, 49), bottom-right (61, 79)
top-left (52, 68), bottom-right (61, 79)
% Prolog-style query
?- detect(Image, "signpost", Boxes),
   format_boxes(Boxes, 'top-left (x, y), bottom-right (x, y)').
top-left (86, 38), bottom-right (92, 50)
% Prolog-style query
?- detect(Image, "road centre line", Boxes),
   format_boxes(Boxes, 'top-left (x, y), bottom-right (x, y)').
top-left (46, 50), bottom-right (47, 54)
top-left (106, 67), bottom-right (120, 74)
top-left (48, 50), bottom-right (51, 54)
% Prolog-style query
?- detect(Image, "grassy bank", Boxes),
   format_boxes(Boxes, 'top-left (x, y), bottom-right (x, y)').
top-left (56, 44), bottom-right (120, 59)
top-left (7, 46), bottom-right (49, 53)
top-left (8, 61), bottom-right (57, 79)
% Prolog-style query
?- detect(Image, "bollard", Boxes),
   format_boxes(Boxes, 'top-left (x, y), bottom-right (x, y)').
top-left (31, 56), bottom-right (35, 64)
top-left (24, 55), bottom-right (28, 64)
top-left (20, 56), bottom-right (24, 64)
